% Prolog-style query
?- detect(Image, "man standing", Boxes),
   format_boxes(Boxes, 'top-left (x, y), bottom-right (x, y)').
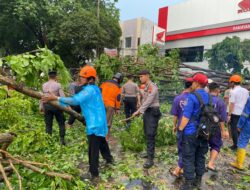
top-left (228, 75), bottom-right (249, 150)
top-left (230, 96), bottom-right (250, 170)
top-left (40, 71), bottom-right (66, 145)
top-left (133, 70), bottom-right (161, 169)
top-left (178, 73), bottom-right (209, 190)
top-left (170, 78), bottom-right (193, 177)
top-left (207, 82), bottom-right (229, 172)
top-left (121, 74), bottom-right (140, 128)
top-left (42, 66), bottom-right (113, 181)
top-left (100, 73), bottom-right (123, 140)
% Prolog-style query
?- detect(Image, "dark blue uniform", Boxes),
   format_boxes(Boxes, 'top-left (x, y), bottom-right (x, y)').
top-left (182, 89), bottom-right (209, 181)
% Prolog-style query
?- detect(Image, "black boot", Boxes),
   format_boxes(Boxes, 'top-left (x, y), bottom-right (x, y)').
top-left (143, 158), bottom-right (154, 169)
top-left (140, 152), bottom-right (148, 159)
top-left (60, 137), bottom-right (66, 145)
top-left (194, 176), bottom-right (202, 189)
top-left (106, 156), bottom-right (114, 165)
top-left (180, 180), bottom-right (195, 190)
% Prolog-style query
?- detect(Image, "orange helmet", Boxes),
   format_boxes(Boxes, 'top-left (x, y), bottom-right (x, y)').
top-left (229, 75), bottom-right (241, 83)
top-left (79, 66), bottom-right (97, 78)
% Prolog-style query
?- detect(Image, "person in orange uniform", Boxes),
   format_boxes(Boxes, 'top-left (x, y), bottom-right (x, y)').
top-left (100, 73), bottom-right (123, 140)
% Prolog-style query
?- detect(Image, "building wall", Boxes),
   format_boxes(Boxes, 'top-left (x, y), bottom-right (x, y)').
top-left (167, 0), bottom-right (250, 33)
top-left (158, 0), bottom-right (250, 68)
top-left (120, 18), bottom-right (155, 57)
top-left (165, 30), bottom-right (250, 50)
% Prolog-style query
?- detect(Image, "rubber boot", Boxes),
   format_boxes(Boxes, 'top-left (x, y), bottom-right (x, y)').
top-left (143, 158), bottom-right (154, 169)
top-left (230, 148), bottom-right (246, 170)
top-left (180, 180), bottom-right (195, 190)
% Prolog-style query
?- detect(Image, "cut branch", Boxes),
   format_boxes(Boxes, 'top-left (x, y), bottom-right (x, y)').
top-left (8, 160), bottom-right (22, 190)
top-left (0, 161), bottom-right (13, 190)
top-left (0, 74), bottom-right (84, 123)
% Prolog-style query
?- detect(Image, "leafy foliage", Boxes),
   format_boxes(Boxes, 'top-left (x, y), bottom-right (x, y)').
top-left (1, 47), bottom-right (71, 88)
top-left (0, 0), bottom-right (121, 67)
top-left (205, 36), bottom-right (250, 74)
top-left (94, 54), bottom-right (123, 83)
top-left (119, 103), bottom-right (176, 152)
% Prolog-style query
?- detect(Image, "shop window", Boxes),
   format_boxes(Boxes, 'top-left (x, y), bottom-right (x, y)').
top-left (166, 46), bottom-right (204, 62)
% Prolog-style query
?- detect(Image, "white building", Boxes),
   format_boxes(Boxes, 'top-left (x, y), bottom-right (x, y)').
top-left (158, 0), bottom-right (250, 68)
top-left (119, 18), bottom-right (155, 57)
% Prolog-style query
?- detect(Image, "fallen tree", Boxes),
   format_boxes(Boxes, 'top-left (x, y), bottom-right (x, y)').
top-left (0, 73), bottom-right (84, 123)
top-left (0, 133), bottom-right (73, 190)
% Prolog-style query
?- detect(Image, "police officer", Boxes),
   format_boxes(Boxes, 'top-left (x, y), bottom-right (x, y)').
top-left (121, 74), bottom-right (140, 128)
top-left (40, 71), bottom-right (66, 145)
top-left (133, 70), bottom-right (161, 169)
top-left (230, 96), bottom-right (250, 170)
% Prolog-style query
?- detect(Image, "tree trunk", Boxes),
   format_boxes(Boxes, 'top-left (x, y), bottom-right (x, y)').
top-left (0, 75), bottom-right (84, 123)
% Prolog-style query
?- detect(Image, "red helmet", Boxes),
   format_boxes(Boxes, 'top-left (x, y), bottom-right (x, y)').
top-left (79, 66), bottom-right (97, 78)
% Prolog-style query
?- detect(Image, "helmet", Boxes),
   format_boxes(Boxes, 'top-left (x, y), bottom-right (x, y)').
top-left (229, 75), bottom-right (241, 83)
top-left (79, 66), bottom-right (97, 78)
top-left (113, 72), bottom-right (123, 83)
top-left (208, 79), bottom-right (213, 84)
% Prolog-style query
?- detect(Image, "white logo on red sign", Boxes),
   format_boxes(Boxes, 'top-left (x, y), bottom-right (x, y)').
top-left (238, 0), bottom-right (250, 13)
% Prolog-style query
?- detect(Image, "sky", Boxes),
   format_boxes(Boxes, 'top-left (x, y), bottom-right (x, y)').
top-left (116, 0), bottom-right (187, 23)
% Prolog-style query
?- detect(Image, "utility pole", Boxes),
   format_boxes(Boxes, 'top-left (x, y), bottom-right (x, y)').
top-left (96, 0), bottom-right (100, 58)
top-left (97, 0), bottom-right (100, 22)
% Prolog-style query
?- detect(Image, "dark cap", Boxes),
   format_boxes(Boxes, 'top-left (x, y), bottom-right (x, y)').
top-left (48, 70), bottom-right (57, 76)
top-left (208, 82), bottom-right (219, 90)
top-left (138, 70), bottom-right (150, 75)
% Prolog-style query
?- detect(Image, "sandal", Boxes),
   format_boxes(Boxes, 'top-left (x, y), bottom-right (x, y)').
top-left (207, 166), bottom-right (218, 173)
top-left (169, 168), bottom-right (181, 178)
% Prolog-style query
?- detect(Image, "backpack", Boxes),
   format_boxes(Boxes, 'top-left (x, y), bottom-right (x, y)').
top-left (192, 92), bottom-right (220, 140)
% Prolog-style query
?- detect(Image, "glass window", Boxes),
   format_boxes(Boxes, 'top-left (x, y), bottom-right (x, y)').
top-left (166, 46), bottom-right (204, 62)
top-left (125, 37), bottom-right (132, 48)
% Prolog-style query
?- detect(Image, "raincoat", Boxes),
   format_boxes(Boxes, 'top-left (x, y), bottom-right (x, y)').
top-left (237, 97), bottom-right (250, 148)
top-left (59, 84), bottom-right (108, 137)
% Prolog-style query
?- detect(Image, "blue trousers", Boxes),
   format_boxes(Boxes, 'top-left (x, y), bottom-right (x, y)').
top-left (237, 127), bottom-right (250, 148)
top-left (182, 134), bottom-right (208, 180)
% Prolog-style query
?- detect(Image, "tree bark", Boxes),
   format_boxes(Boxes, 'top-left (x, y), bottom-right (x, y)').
top-left (0, 74), bottom-right (84, 123)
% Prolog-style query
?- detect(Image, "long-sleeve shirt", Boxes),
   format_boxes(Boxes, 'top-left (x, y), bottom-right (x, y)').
top-left (238, 97), bottom-right (250, 130)
top-left (138, 81), bottom-right (160, 114)
top-left (58, 84), bottom-right (108, 137)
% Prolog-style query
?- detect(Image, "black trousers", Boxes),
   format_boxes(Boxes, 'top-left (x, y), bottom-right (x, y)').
top-left (143, 107), bottom-right (161, 159)
top-left (124, 97), bottom-right (137, 124)
top-left (87, 135), bottom-right (113, 177)
top-left (230, 114), bottom-right (240, 147)
top-left (68, 106), bottom-right (81, 125)
top-left (44, 104), bottom-right (65, 138)
top-left (182, 134), bottom-right (208, 180)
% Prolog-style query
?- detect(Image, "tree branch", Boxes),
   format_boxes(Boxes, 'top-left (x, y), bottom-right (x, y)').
top-left (0, 74), bottom-right (84, 123)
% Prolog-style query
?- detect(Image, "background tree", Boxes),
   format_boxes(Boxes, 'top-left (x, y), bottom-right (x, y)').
top-left (205, 36), bottom-right (250, 74)
top-left (0, 0), bottom-right (121, 67)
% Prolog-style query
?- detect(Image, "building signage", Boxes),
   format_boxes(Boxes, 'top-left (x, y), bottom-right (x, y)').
top-left (238, 0), bottom-right (250, 13)
top-left (152, 26), bottom-right (166, 45)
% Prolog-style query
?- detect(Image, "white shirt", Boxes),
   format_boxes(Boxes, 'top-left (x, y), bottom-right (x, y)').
top-left (229, 86), bottom-right (249, 115)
